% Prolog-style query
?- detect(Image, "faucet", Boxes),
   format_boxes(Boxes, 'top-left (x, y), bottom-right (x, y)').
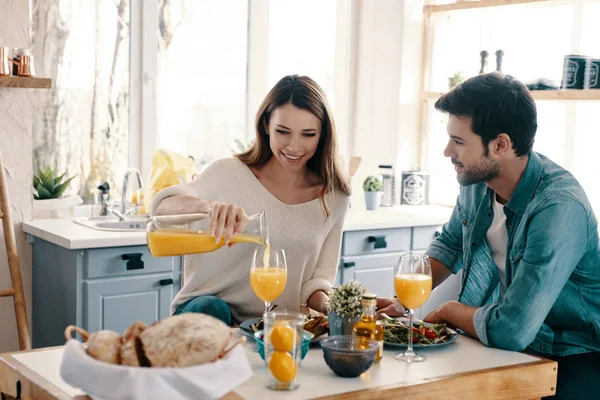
top-left (118, 168), bottom-right (144, 220)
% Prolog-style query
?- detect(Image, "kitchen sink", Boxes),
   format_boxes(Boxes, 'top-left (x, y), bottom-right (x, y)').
top-left (74, 216), bottom-right (149, 232)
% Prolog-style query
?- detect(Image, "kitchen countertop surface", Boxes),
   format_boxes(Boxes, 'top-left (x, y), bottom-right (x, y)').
top-left (22, 205), bottom-right (453, 250)
top-left (0, 329), bottom-right (557, 400)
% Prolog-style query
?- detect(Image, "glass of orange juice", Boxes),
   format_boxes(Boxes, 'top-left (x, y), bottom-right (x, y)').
top-left (250, 247), bottom-right (287, 315)
top-left (394, 253), bottom-right (432, 363)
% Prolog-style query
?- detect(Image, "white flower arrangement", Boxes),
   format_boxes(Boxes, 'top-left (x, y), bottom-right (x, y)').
top-left (326, 280), bottom-right (368, 318)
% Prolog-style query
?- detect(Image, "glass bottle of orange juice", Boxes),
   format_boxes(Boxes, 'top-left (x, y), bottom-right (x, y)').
top-left (146, 211), bottom-right (268, 257)
top-left (352, 294), bottom-right (384, 362)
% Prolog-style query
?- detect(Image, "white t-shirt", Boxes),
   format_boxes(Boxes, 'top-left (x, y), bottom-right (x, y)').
top-left (486, 195), bottom-right (508, 297)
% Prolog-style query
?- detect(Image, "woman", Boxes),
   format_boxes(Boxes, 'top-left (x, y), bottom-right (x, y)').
top-left (151, 75), bottom-right (351, 325)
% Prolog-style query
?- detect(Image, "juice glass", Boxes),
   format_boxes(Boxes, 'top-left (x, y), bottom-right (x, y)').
top-left (394, 253), bottom-right (432, 362)
top-left (250, 246), bottom-right (287, 315)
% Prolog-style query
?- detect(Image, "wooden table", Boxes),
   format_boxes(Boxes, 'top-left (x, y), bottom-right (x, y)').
top-left (0, 333), bottom-right (557, 400)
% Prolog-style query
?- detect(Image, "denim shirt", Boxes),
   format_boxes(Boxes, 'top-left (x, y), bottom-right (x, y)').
top-left (426, 152), bottom-right (600, 357)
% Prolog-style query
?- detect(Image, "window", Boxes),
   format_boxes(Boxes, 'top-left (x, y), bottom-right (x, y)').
top-left (31, 0), bottom-right (131, 201)
top-left (30, 0), bottom-right (351, 201)
top-left (156, 0), bottom-right (249, 166)
top-left (267, 0), bottom-right (338, 106)
top-left (422, 0), bottom-right (600, 213)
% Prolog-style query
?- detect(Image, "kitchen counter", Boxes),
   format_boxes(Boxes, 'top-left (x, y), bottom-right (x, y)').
top-left (22, 205), bottom-right (453, 250)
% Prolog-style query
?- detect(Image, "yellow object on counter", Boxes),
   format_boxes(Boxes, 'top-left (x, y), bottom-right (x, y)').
top-left (143, 149), bottom-right (197, 214)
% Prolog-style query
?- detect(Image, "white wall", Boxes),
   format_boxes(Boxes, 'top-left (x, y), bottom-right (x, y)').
top-left (0, 0), bottom-right (33, 352)
top-left (347, 0), bottom-right (424, 208)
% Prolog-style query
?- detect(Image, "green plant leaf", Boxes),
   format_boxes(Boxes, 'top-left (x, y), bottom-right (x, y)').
top-left (40, 166), bottom-right (54, 189)
top-left (36, 167), bottom-right (46, 183)
top-left (53, 172), bottom-right (67, 185)
top-left (52, 175), bottom-right (76, 198)
top-left (35, 184), bottom-right (53, 200)
top-left (33, 176), bottom-right (42, 189)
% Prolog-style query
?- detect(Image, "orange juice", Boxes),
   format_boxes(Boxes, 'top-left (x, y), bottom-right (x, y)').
top-left (147, 230), bottom-right (265, 257)
top-left (250, 268), bottom-right (287, 303)
top-left (394, 273), bottom-right (432, 310)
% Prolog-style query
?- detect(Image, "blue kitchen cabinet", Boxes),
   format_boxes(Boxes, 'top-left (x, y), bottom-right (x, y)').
top-left (84, 273), bottom-right (175, 335)
top-left (29, 236), bottom-right (181, 348)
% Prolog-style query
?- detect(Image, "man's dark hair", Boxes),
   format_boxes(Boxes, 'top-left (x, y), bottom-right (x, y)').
top-left (435, 72), bottom-right (537, 157)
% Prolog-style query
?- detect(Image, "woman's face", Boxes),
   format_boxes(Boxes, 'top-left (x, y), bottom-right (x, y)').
top-left (268, 103), bottom-right (322, 172)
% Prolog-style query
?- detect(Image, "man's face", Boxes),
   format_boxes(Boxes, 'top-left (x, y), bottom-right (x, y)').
top-left (443, 115), bottom-right (500, 186)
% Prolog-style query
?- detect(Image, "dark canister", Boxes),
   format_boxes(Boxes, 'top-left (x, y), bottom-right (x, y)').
top-left (400, 171), bottom-right (429, 205)
top-left (561, 55), bottom-right (590, 89)
top-left (585, 58), bottom-right (600, 89)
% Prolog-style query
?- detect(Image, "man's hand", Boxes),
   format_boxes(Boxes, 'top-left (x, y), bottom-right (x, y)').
top-left (376, 297), bottom-right (406, 318)
top-left (424, 301), bottom-right (479, 339)
top-left (423, 303), bottom-right (449, 325)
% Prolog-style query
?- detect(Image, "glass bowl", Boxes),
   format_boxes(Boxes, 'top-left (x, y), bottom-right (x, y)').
top-left (319, 335), bottom-right (379, 378)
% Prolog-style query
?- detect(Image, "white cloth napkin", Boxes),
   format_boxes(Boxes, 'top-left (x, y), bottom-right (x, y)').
top-left (60, 339), bottom-right (252, 400)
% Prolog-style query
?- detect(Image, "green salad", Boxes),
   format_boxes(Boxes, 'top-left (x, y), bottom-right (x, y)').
top-left (381, 318), bottom-right (454, 345)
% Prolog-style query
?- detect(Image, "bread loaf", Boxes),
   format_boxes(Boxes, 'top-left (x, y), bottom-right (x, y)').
top-left (139, 313), bottom-right (233, 367)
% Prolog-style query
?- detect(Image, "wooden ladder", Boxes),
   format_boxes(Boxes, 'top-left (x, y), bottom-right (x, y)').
top-left (0, 149), bottom-right (31, 351)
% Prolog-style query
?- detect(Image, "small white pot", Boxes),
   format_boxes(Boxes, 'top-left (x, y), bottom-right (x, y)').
top-left (364, 191), bottom-right (381, 210)
top-left (33, 194), bottom-right (83, 219)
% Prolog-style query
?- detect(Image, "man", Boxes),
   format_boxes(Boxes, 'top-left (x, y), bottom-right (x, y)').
top-left (378, 72), bottom-right (600, 399)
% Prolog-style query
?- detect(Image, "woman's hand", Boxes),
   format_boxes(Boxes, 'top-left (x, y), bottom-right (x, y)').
top-left (306, 290), bottom-right (329, 314)
top-left (208, 202), bottom-right (248, 244)
top-left (376, 297), bottom-right (406, 318)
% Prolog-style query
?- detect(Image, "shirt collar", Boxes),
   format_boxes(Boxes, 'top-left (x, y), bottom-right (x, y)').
top-left (504, 151), bottom-right (543, 216)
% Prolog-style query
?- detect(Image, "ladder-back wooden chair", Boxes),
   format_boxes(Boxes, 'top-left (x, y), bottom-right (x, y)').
top-left (0, 149), bottom-right (31, 351)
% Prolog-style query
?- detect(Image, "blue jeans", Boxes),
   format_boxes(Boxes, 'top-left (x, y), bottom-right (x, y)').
top-left (173, 295), bottom-right (232, 326)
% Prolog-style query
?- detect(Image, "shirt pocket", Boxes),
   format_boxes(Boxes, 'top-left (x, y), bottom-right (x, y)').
top-left (508, 242), bottom-right (526, 265)
top-left (507, 243), bottom-right (526, 283)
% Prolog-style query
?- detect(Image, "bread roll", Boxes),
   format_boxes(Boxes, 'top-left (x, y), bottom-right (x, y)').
top-left (86, 330), bottom-right (122, 365)
top-left (120, 322), bottom-right (148, 366)
top-left (139, 313), bottom-right (232, 367)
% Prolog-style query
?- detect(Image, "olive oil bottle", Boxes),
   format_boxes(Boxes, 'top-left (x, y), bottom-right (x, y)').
top-left (352, 293), bottom-right (384, 362)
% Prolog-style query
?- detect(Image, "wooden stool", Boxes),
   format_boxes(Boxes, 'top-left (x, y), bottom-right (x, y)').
top-left (0, 149), bottom-right (31, 351)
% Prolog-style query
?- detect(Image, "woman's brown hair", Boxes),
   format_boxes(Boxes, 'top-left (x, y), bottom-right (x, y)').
top-left (236, 74), bottom-right (351, 217)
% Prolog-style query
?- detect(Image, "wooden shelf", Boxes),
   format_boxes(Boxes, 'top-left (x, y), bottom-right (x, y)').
top-left (422, 89), bottom-right (600, 101)
top-left (0, 76), bottom-right (52, 89)
top-left (424, 0), bottom-right (555, 14)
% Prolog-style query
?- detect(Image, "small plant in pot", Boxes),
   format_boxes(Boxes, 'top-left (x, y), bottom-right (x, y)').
top-left (326, 280), bottom-right (368, 336)
top-left (33, 166), bottom-right (82, 219)
top-left (363, 175), bottom-right (382, 211)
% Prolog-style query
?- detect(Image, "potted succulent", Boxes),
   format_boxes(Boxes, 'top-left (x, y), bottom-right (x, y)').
top-left (363, 175), bottom-right (382, 211)
top-left (326, 280), bottom-right (368, 336)
top-left (33, 166), bottom-right (82, 219)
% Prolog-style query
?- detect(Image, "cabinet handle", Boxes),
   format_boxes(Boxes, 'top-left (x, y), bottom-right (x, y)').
top-left (122, 253), bottom-right (144, 270)
top-left (367, 235), bottom-right (387, 249)
top-left (343, 261), bottom-right (356, 268)
top-left (159, 278), bottom-right (174, 286)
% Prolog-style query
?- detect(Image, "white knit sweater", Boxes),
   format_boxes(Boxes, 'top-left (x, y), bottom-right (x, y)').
top-left (150, 157), bottom-right (350, 324)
